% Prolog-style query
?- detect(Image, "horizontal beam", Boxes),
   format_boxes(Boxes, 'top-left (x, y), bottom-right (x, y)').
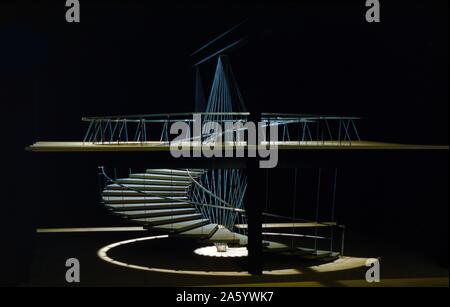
top-left (82, 112), bottom-right (250, 121)
top-left (36, 227), bottom-right (146, 233)
top-left (26, 141), bottom-right (449, 152)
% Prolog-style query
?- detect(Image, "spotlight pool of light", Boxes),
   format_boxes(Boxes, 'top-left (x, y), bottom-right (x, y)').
top-left (194, 245), bottom-right (248, 258)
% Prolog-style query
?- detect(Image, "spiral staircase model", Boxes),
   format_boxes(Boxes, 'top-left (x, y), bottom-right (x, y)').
top-left (101, 169), bottom-right (245, 246)
top-left (101, 168), bottom-right (323, 252)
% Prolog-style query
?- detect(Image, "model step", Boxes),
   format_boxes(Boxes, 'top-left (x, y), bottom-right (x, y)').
top-left (103, 196), bottom-right (188, 204)
top-left (176, 223), bottom-right (219, 239)
top-left (130, 213), bottom-right (203, 226)
top-left (106, 202), bottom-right (193, 211)
top-left (130, 173), bottom-right (193, 182)
top-left (102, 190), bottom-right (187, 197)
top-left (114, 208), bottom-right (197, 219)
top-left (116, 178), bottom-right (190, 186)
top-left (290, 247), bottom-right (336, 259)
top-left (207, 226), bottom-right (242, 244)
top-left (263, 241), bottom-right (290, 251)
top-left (150, 219), bottom-right (210, 233)
top-left (106, 183), bottom-right (188, 191)
top-left (145, 169), bottom-right (205, 176)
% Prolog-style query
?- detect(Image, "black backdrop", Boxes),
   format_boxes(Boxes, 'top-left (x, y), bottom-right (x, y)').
top-left (0, 0), bottom-right (448, 285)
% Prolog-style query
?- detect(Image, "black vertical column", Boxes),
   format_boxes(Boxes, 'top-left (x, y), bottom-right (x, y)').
top-left (245, 112), bottom-right (263, 275)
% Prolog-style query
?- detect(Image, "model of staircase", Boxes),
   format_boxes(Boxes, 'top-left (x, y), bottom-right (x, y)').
top-left (100, 168), bottom-right (300, 254)
top-left (101, 168), bottom-right (246, 243)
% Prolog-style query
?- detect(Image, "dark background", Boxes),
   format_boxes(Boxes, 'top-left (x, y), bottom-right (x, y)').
top-left (0, 0), bottom-right (448, 286)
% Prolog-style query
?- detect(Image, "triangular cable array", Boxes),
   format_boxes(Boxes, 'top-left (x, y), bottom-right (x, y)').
top-left (204, 55), bottom-right (247, 124)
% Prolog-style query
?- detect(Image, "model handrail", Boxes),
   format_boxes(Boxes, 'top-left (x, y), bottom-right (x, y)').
top-left (83, 112), bottom-right (360, 121)
top-left (262, 113), bottom-right (361, 120)
top-left (83, 112), bottom-right (250, 121)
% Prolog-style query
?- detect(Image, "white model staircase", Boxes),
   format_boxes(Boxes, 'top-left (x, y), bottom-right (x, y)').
top-left (102, 169), bottom-right (236, 242)
top-left (101, 168), bottom-right (297, 252)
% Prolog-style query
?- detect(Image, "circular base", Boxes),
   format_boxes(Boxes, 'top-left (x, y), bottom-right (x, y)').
top-left (97, 235), bottom-right (369, 276)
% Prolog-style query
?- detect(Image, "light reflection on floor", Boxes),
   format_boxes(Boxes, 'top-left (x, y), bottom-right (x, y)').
top-left (194, 246), bottom-right (248, 258)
